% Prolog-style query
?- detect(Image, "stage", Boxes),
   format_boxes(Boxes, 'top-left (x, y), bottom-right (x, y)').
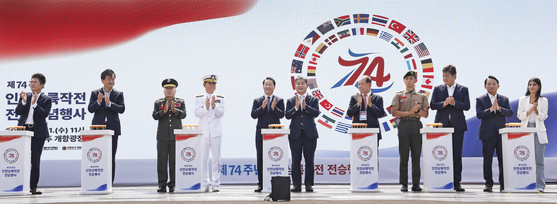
top-left (0, 184), bottom-right (555, 204)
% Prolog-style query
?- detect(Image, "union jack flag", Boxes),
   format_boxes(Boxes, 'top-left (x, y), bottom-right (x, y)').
top-left (312, 89), bottom-right (324, 99)
top-left (403, 29), bottom-right (420, 44)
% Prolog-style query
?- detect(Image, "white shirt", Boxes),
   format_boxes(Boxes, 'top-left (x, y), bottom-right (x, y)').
top-left (295, 93), bottom-right (307, 111)
top-left (446, 83), bottom-right (456, 97)
top-left (488, 93), bottom-right (498, 113)
top-left (22, 92), bottom-right (43, 125)
top-left (528, 103), bottom-right (536, 123)
top-left (97, 88), bottom-right (112, 107)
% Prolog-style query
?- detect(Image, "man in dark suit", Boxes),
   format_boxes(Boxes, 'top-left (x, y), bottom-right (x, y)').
top-left (15, 73), bottom-right (52, 195)
top-left (88, 69), bottom-right (125, 184)
top-left (346, 75), bottom-right (386, 142)
top-left (250, 77), bottom-right (285, 192)
top-left (475, 75), bottom-right (513, 192)
top-left (430, 65), bottom-right (470, 192)
top-left (285, 76), bottom-right (319, 193)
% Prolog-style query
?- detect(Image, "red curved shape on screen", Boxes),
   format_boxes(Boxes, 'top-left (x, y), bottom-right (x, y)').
top-left (0, 136), bottom-right (21, 143)
top-left (81, 135), bottom-right (104, 142)
top-left (0, 0), bottom-right (258, 60)
top-left (176, 134), bottom-right (198, 141)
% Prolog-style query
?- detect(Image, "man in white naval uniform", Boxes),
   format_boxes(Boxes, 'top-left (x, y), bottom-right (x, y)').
top-left (195, 74), bottom-right (225, 192)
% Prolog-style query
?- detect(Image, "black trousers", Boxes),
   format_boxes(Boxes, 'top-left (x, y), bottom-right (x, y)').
top-left (289, 129), bottom-right (317, 187)
top-left (30, 137), bottom-right (45, 189)
top-left (112, 135), bottom-right (118, 184)
top-left (256, 139), bottom-right (263, 187)
top-left (157, 140), bottom-right (176, 187)
top-left (452, 131), bottom-right (464, 185)
top-left (482, 132), bottom-right (504, 188)
top-left (397, 120), bottom-right (422, 186)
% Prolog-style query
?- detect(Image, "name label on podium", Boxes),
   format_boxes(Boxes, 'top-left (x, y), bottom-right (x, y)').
top-left (0, 131), bottom-right (33, 196)
top-left (420, 127), bottom-right (454, 192)
top-left (348, 128), bottom-right (379, 192)
top-left (261, 128), bottom-right (290, 193)
top-left (174, 129), bottom-right (204, 193)
top-left (80, 130), bottom-right (114, 195)
top-left (500, 127), bottom-right (537, 192)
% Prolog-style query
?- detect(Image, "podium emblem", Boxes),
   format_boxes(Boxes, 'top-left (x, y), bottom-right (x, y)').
top-left (357, 146), bottom-right (373, 161)
top-left (3, 148), bottom-right (19, 164)
top-left (514, 145), bottom-right (530, 161)
top-left (432, 145), bottom-right (448, 161)
top-left (268, 146), bottom-right (283, 162)
top-left (87, 147), bottom-right (103, 163)
top-left (181, 147), bottom-right (196, 162)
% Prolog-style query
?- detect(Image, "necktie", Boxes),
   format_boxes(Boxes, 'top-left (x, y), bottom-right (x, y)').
top-left (363, 94), bottom-right (367, 110)
top-left (267, 96), bottom-right (271, 112)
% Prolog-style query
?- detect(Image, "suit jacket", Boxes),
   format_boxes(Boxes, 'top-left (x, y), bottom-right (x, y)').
top-left (475, 93), bottom-right (513, 140)
top-left (194, 93), bottom-right (225, 138)
top-left (251, 95), bottom-right (285, 141)
top-left (88, 88), bottom-right (125, 136)
top-left (346, 93), bottom-right (386, 139)
top-left (285, 94), bottom-right (319, 140)
top-left (517, 96), bottom-right (548, 144)
top-left (430, 84), bottom-right (470, 132)
top-left (152, 97), bottom-right (187, 141)
top-left (16, 92), bottom-right (52, 139)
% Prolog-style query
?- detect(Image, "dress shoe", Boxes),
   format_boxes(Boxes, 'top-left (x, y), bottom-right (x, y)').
top-left (411, 185), bottom-right (422, 192)
top-left (305, 186), bottom-right (314, 192)
top-left (400, 184), bottom-right (408, 192)
top-left (168, 186), bottom-right (175, 193)
top-left (483, 185), bottom-right (493, 192)
top-left (157, 186), bottom-right (166, 193)
top-left (454, 185), bottom-right (465, 192)
top-left (212, 185), bottom-right (220, 192)
top-left (204, 185), bottom-right (211, 192)
top-left (30, 189), bottom-right (42, 195)
top-left (291, 186), bottom-right (302, 192)
top-left (254, 186), bottom-right (262, 192)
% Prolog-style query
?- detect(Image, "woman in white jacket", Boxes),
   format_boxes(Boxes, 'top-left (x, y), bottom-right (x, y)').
top-left (517, 78), bottom-right (548, 192)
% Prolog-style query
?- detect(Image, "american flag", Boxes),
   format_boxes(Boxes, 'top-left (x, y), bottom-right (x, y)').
top-left (414, 42), bottom-right (430, 58)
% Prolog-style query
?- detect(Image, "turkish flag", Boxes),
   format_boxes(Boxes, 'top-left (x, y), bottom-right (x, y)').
top-left (388, 20), bottom-right (406, 34)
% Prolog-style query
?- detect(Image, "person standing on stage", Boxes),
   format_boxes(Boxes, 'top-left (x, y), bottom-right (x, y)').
top-left (195, 74), bottom-right (225, 192)
top-left (517, 78), bottom-right (548, 193)
top-left (250, 77), bottom-right (285, 192)
top-left (286, 76), bottom-right (320, 193)
top-left (391, 71), bottom-right (429, 192)
top-left (153, 78), bottom-right (186, 193)
top-left (88, 69), bottom-right (125, 184)
top-left (476, 75), bottom-right (513, 192)
top-left (429, 65), bottom-right (470, 192)
top-left (16, 73), bottom-right (52, 195)
top-left (346, 75), bottom-right (386, 144)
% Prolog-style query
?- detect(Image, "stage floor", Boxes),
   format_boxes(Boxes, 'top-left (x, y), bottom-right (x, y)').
top-left (1, 184), bottom-right (556, 204)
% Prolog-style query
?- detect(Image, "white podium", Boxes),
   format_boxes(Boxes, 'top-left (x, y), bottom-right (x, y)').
top-left (0, 130), bottom-right (33, 196)
top-left (348, 128), bottom-right (379, 192)
top-left (420, 127), bottom-right (454, 192)
top-left (174, 128), bottom-right (204, 193)
top-left (80, 130), bottom-right (114, 195)
top-left (261, 128), bottom-right (290, 193)
top-left (500, 127), bottom-right (537, 192)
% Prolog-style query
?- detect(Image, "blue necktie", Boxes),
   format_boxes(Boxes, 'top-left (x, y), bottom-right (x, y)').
top-left (267, 96), bottom-right (271, 112)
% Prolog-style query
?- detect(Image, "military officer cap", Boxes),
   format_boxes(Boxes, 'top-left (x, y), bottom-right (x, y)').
top-left (162, 78), bottom-right (178, 88)
top-left (403, 70), bottom-right (417, 79)
top-left (202, 74), bottom-right (218, 83)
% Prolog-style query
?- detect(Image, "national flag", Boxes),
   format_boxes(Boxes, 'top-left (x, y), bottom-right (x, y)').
top-left (317, 20), bottom-right (334, 35)
top-left (379, 31), bottom-right (392, 42)
top-left (419, 90), bottom-right (431, 98)
top-left (353, 14), bottom-right (369, 23)
top-left (386, 106), bottom-right (392, 114)
top-left (312, 89), bottom-right (323, 99)
top-left (351, 28), bottom-right (358, 36)
top-left (388, 20), bottom-right (406, 34)
top-left (308, 53), bottom-right (321, 65)
top-left (345, 115), bottom-right (353, 120)
top-left (294, 44), bottom-right (309, 59)
top-left (318, 119), bottom-right (333, 129)
top-left (308, 78), bottom-right (319, 90)
top-left (334, 15), bottom-right (351, 27)
top-left (337, 29), bottom-right (351, 39)
top-left (391, 41), bottom-right (400, 49)
top-left (321, 114), bottom-right (336, 123)
top-left (390, 38), bottom-right (404, 49)
top-left (390, 117), bottom-right (400, 128)
top-left (382, 122), bottom-right (391, 132)
top-left (394, 37), bottom-right (405, 46)
top-left (366, 28), bottom-right (379, 36)
top-left (403, 29), bottom-right (420, 44)
top-left (371, 14), bottom-right (388, 27)
top-left (335, 122), bottom-right (351, 134)
top-left (400, 47), bottom-right (409, 53)
top-left (290, 76), bottom-right (296, 90)
top-left (325, 34), bottom-right (338, 46)
top-left (320, 99), bottom-right (333, 110)
top-left (291, 59), bottom-right (302, 73)
top-left (331, 107), bottom-right (345, 118)
top-left (421, 58), bottom-right (434, 73)
top-left (307, 66), bottom-right (316, 76)
top-left (315, 43), bottom-right (328, 54)
top-left (404, 53), bottom-right (412, 59)
top-left (304, 30), bottom-right (320, 45)
top-left (406, 59), bottom-right (417, 70)
top-left (414, 42), bottom-right (430, 58)
top-left (421, 85), bottom-right (433, 90)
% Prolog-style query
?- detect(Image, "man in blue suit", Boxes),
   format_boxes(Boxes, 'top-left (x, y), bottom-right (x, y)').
top-left (430, 65), bottom-right (470, 192)
top-left (16, 73), bottom-right (52, 195)
top-left (286, 76), bottom-right (319, 192)
top-left (88, 69), bottom-right (125, 184)
top-left (476, 75), bottom-right (513, 192)
top-left (250, 77), bottom-right (285, 192)
top-left (346, 75), bottom-right (386, 142)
